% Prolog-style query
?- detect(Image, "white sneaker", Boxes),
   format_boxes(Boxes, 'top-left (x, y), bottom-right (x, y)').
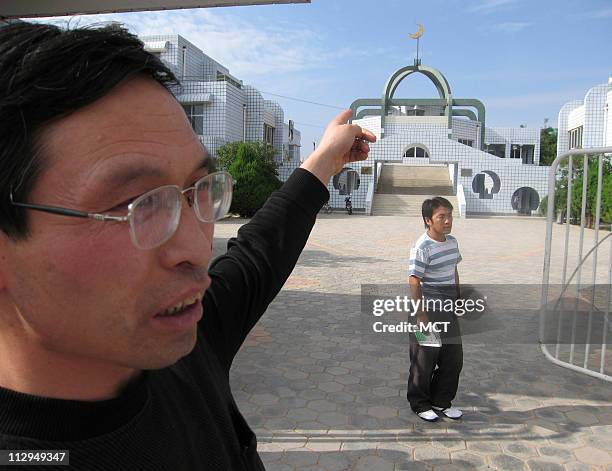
top-left (432, 405), bottom-right (463, 419)
top-left (416, 409), bottom-right (439, 422)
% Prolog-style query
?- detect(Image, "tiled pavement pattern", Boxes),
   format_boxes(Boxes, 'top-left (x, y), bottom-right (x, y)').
top-left (212, 213), bottom-right (612, 471)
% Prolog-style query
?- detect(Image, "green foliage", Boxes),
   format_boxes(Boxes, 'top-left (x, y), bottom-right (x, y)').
top-left (539, 127), bottom-right (558, 166)
top-left (602, 175), bottom-right (612, 223)
top-left (216, 141), bottom-right (276, 172)
top-left (553, 156), bottom-right (612, 226)
top-left (217, 141), bottom-right (281, 218)
top-left (570, 158), bottom-right (612, 224)
top-left (538, 195), bottom-right (548, 216)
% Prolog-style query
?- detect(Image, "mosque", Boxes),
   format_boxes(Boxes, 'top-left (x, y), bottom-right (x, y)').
top-left (328, 35), bottom-right (550, 217)
top-left (139, 30), bottom-right (552, 217)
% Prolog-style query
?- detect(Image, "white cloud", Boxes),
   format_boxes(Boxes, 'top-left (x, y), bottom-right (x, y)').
top-left (468, 0), bottom-right (518, 13)
top-left (28, 9), bottom-right (377, 149)
top-left (31, 10), bottom-right (377, 80)
top-left (491, 22), bottom-right (531, 33)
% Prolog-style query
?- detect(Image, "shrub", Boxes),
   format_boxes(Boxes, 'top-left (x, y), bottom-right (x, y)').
top-left (219, 141), bottom-right (282, 217)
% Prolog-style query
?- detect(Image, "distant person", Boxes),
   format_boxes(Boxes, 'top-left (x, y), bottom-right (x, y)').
top-left (407, 197), bottom-right (463, 422)
top-left (0, 22), bottom-right (375, 470)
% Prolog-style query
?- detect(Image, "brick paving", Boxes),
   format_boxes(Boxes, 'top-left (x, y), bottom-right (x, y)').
top-left (213, 212), bottom-right (612, 471)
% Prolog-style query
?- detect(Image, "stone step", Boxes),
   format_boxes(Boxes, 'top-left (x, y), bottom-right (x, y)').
top-left (378, 179), bottom-right (452, 185)
top-left (377, 186), bottom-right (454, 195)
top-left (372, 194), bottom-right (458, 201)
top-left (373, 164), bottom-right (456, 215)
top-left (382, 173), bottom-right (450, 182)
top-left (372, 194), bottom-right (458, 216)
top-left (382, 168), bottom-right (450, 178)
top-left (378, 177), bottom-right (453, 183)
top-left (383, 168), bottom-right (449, 175)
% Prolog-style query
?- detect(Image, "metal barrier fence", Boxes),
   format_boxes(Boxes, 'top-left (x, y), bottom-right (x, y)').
top-left (540, 147), bottom-right (612, 382)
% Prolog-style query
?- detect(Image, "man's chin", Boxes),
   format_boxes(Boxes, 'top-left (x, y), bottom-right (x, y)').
top-left (140, 330), bottom-right (198, 369)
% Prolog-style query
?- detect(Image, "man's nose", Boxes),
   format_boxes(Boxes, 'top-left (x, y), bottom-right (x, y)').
top-left (158, 200), bottom-right (213, 269)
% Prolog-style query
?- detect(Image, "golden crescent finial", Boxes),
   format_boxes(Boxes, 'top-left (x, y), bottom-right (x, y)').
top-left (409, 23), bottom-right (424, 39)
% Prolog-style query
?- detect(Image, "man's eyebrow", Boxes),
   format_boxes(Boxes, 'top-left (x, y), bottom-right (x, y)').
top-left (98, 153), bottom-right (209, 190)
top-left (99, 165), bottom-right (165, 191)
top-left (194, 154), bottom-right (209, 173)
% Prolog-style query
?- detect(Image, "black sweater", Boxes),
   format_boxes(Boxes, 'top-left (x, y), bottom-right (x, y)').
top-left (0, 168), bottom-right (329, 470)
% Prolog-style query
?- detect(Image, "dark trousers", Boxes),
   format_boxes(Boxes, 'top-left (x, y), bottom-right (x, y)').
top-left (407, 313), bottom-right (463, 413)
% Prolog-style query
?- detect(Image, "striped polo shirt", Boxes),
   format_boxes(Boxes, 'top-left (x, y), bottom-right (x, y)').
top-left (408, 232), bottom-right (462, 298)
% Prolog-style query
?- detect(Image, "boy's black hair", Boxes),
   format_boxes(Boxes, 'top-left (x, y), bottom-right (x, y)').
top-left (421, 197), bottom-right (453, 229)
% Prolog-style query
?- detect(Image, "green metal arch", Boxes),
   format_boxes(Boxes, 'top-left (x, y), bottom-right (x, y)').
top-left (388, 70), bottom-right (451, 102)
top-left (355, 109), bottom-right (382, 119)
top-left (453, 99), bottom-right (486, 149)
top-left (348, 65), bottom-right (487, 150)
top-left (381, 65), bottom-right (454, 137)
top-left (452, 109), bottom-right (478, 121)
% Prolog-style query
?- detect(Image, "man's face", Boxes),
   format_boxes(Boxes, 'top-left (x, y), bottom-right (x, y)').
top-left (426, 206), bottom-right (453, 235)
top-left (0, 77), bottom-right (213, 370)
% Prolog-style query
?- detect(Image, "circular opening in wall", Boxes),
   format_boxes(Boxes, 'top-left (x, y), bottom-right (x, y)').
top-left (333, 168), bottom-right (360, 195)
top-left (511, 187), bottom-right (540, 215)
top-left (471, 170), bottom-right (501, 199)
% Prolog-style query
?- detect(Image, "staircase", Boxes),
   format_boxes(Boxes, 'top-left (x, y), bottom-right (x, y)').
top-left (372, 164), bottom-right (457, 216)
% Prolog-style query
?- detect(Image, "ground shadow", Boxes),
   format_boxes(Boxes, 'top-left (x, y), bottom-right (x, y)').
top-left (231, 289), bottom-right (612, 470)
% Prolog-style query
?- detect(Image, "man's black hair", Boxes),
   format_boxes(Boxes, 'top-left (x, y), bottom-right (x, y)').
top-left (421, 196), bottom-right (453, 229)
top-left (0, 21), bottom-right (178, 239)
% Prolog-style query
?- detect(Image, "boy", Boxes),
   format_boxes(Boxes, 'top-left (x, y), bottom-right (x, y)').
top-left (407, 197), bottom-right (463, 422)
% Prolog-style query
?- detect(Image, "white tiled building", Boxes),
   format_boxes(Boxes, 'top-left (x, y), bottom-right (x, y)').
top-left (558, 77), bottom-right (612, 154)
top-left (344, 62), bottom-right (550, 216)
top-left (140, 35), bottom-right (301, 170)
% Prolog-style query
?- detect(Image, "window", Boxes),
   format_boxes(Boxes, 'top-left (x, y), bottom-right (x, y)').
top-left (182, 104), bottom-right (204, 135)
top-left (216, 71), bottom-right (242, 89)
top-left (458, 139), bottom-right (473, 147)
top-left (568, 126), bottom-right (583, 149)
top-left (485, 144), bottom-right (505, 158)
top-left (521, 145), bottom-right (534, 164)
top-left (264, 124), bottom-right (275, 145)
top-left (511, 144), bottom-right (521, 159)
top-left (406, 108), bottom-right (425, 116)
top-left (403, 146), bottom-right (429, 158)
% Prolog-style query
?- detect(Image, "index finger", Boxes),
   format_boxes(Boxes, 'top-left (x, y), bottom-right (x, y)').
top-left (330, 109), bottom-right (354, 125)
top-left (357, 128), bottom-right (377, 143)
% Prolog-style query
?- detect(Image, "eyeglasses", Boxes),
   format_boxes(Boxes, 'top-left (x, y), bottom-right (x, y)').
top-left (10, 171), bottom-right (233, 250)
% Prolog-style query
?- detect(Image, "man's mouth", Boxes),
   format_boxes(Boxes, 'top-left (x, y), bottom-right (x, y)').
top-left (156, 292), bottom-right (204, 317)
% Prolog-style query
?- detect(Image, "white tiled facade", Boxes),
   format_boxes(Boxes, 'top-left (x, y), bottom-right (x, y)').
top-left (346, 64), bottom-right (550, 215)
top-left (140, 34), bottom-right (301, 170)
top-left (558, 78), bottom-right (612, 154)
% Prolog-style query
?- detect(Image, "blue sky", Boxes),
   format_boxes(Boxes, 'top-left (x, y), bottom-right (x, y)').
top-left (36, 0), bottom-right (611, 156)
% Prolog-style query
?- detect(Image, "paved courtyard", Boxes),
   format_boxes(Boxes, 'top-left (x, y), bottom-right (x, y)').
top-left (213, 212), bottom-right (612, 471)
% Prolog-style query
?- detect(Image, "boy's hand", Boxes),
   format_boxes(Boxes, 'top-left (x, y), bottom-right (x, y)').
top-left (416, 310), bottom-right (429, 327)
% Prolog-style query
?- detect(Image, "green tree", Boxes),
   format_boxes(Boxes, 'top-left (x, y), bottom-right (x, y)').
top-left (542, 156), bottom-right (611, 227)
top-left (217, 141), bottom-right (282, 217)
top-left (216, 141), bottom-right (276, 172)
top-left (571, 158), bottom-right (612, 226)
top-left (539, 127), bottom-right (558, 166)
